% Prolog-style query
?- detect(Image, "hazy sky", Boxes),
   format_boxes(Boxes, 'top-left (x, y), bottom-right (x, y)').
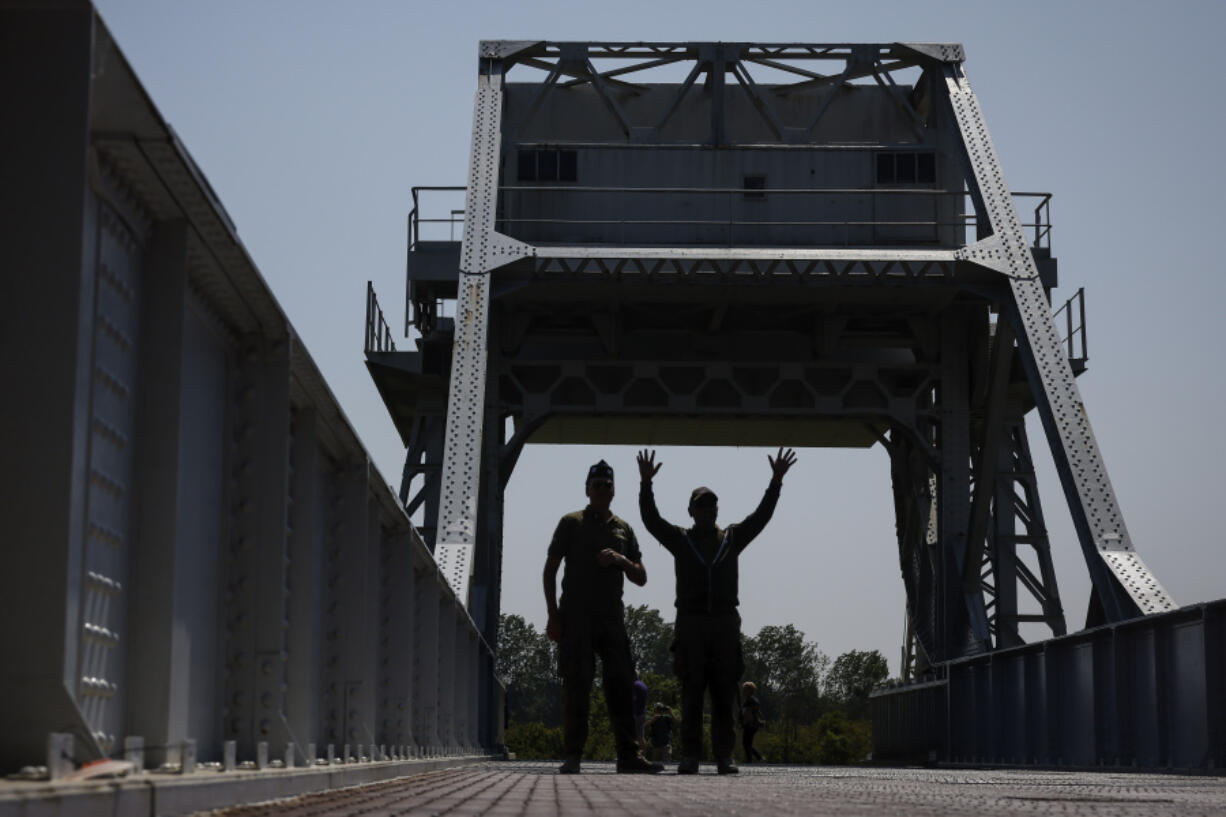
top-left (93, 0), bottom-right (1226, 671)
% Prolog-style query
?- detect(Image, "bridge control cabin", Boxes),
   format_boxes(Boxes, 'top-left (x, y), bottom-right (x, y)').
top-left (376, 42), bottom-right (1064, 456)
top-left (366, 42), bottom-right (1111, 677)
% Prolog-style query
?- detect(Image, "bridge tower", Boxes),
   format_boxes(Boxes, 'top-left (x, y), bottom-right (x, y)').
top-left (365, 41), bottom-right (1176, 676)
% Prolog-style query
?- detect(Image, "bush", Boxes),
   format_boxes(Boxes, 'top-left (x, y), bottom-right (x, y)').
top-left (814, 711), bottom-right (871, 765)
top-left (504, 721), bottom-right (564, 760)
top-left (747, 714), bottom-right (871, 765)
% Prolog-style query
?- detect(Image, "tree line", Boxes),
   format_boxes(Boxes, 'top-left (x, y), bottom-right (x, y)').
top-left (497, 605), bottom-right (889, 764)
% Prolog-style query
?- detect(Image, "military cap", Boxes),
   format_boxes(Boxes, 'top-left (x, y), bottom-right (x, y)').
top-left (587, 460), bottom-right (614, 483)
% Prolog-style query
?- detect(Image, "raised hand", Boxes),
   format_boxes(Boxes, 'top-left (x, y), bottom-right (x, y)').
top-left (637, 449), bottom-right (662, 482)
top-left (768, 447), bottom-right (797, 484)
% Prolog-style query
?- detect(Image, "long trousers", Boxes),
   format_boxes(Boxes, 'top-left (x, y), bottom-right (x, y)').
top-left (742, 725), bottom-right (765, 761)
top-left (558, 610), bottom-right (639, 760)
top-left (673, 611), bottom-right (743, 761)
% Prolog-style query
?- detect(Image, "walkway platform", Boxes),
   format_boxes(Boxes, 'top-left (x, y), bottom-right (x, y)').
top-left (202, 761), bottom-right (1226, 817)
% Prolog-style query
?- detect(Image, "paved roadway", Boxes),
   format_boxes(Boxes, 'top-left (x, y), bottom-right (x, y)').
top-left (203, 761), bottom-right (1226, 816)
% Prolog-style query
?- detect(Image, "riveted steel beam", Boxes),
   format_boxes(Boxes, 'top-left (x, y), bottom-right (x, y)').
top-left (941, 63), bottom-right (1174, 621)
top-left (434, 68), bottom-right (532, 610)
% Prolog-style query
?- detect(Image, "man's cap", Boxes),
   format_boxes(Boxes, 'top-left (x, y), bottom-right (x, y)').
top-left (655, 702), bottom-right (666, 710)
top-left (587, 460), bottom-right (614, 483)
top-left (689, 486), bottom-right (718, 506)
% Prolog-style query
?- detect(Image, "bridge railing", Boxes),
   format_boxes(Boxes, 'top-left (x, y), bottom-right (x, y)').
top-left (3, 10), bottom-right (503, 775)
top-left (366, 280), bottom-right (396, 353)
top-left (872, 598), bottom-right (1226, 770)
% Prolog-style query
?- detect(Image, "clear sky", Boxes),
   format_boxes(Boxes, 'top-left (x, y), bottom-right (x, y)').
top-left (93, 0), bottom-right (1226, 671)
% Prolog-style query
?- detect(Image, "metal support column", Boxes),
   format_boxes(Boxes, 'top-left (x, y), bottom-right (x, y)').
top-left (221, 335), bottom-right (292, 760)
top-left (943, 60), bottom-right (1174, 622)
top-left (436, 597), bottom-right (457, 752)
top-left (285, 409), bottom-right (323, 760)
top-left (412, 561), bottom-right (441, 756)
top-left (127, 220), bottom-right (189, 765)
top-left (378, 526), bottom-right (417, 755)
top-left (434, 62), bottom-right (531, 608)
top-left (940, 306), bottom-right (990, 657)
top-left (990, 430), bottom-right (1023, 648)
top-left (322, 463), bottom-right (375, 753)
top-left (0, 1), bottom-right (102, 767)
top-left (453, 629), bottom-right (472, 752)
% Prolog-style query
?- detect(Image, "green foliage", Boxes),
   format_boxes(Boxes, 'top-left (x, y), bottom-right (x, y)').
top-left (496, 614), bottom-right (562, 726)
top-left (623, 604), bottom-right (675, 676)
top-left (582, 684), bottom-right (617, 760)
top-left (750, 713), bottom-right (872, 765)
top-left (499, 609), bottom-right (885, 765)
top-left (742, 624), bottom-right (830, 760)
top-left (640, 671), bottom-right (679, 708)
top-left (813, 711), bottom-right (873, 765)
top-left (503, 721), bottom-right (564, 760)
top-left (824, 649), bottom-right (889, 719)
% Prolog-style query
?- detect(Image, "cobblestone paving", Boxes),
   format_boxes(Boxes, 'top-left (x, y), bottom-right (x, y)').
top-left (203, 761), bottom-right (1226, 816)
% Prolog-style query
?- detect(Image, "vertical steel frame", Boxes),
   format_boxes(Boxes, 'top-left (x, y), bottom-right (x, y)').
top-left (412, 561), bottom-right (441, 755)
top-left (434, 54), bottom-right (531, 609)
top-left (941, 60), bottom-right (1175, 622)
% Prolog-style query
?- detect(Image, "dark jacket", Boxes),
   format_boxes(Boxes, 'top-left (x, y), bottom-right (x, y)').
top-left (639, 481), bottom-right (780, 615)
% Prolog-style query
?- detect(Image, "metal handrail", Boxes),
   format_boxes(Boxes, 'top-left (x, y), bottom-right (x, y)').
top-left (1052, 286), bottom-right (1087, 364)
top-left (365, 281), bottom-right (396, 354)
top-left (1031, 193), bottom-right (1052, 250)
top-left (409, 185), bottom-right (1053, 251)
top-left (409, 186), bottom-right (466, 252)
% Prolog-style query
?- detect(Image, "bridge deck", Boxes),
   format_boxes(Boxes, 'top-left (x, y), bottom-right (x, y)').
top-left (207, 761), bottom-right (1226, 817)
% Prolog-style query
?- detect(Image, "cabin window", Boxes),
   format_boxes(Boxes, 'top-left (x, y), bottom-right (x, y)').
top-left (517, 149), bottom-right (578, 183)
top-left (876, 151), bottom-right (936, 185)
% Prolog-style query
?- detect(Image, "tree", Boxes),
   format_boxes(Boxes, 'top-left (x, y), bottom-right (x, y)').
top-left (742, 624), bottom-right (829, 761)
top-left (623, 604), bottom-right (674, 676)
top-left (824, 649), bottom-right (889, 719)
top-left (497, 614), bottom-right (562, 726)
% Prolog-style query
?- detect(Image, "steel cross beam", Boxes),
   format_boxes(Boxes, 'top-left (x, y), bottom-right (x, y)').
top-left (941, 62), bottom-right (1175, 622)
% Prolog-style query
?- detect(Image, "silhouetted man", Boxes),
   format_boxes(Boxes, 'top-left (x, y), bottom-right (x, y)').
top-left (637, 447), bottom-right (797, 775)
top-left (543, 459), bottom-right (662, 774)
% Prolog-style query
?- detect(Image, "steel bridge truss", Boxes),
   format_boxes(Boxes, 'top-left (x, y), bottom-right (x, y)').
top-left (386, 41), bottom-right (1176, 670)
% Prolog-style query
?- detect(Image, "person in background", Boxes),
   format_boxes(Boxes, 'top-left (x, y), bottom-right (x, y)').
top-left (633, 674), bottom-right (649, 753)
top-left (740, 681), bottom-right (766, 763)
top-left (646, 702), bottom-right (675, 763)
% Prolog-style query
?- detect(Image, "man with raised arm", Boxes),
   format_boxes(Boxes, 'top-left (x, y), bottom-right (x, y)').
top-left (543, 459), bottom-right (662, 775)
top-left (637, 447), bottom-right (798, 775)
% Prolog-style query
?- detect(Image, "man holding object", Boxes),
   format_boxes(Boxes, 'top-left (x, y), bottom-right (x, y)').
top-left (544, 459), bottom-right (663, 774)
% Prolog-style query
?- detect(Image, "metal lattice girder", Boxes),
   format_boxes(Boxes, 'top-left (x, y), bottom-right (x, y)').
top-left (434, 71), bottom-right (531, 608)
top-left (986, 422), bottom-right (1068, 645)
top-left (942, 65), bottom-right (1174, 620)
top-left (530, 248), bottom-right (962, 283)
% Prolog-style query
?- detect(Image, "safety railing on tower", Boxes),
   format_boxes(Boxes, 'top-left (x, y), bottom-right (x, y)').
top-left (1053, 286), bottom-right (1088, 372)
top-left (406, 186), bottom-right (1053, 251)
top-left (408, 186), bottom-right (468, 252)
top-left (365, 280), bottom-right (396, 353)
